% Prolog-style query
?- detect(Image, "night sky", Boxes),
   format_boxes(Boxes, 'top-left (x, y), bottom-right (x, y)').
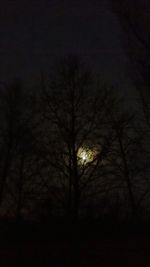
top-left (0, 0), bottom-right (136, 102)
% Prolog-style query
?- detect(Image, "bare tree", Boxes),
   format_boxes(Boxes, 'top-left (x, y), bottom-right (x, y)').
top-left (0, 81), bottom-right (39, 220)
top-left (109, 1), bottom-right (150, 219)
top-left (36, 55), bottom-right (139, 223)
top-left (0, 81), bottom-right (23, 209)
top-left (107, 107), bottom-right (144, 221)
top-left (0, 61), bottom-right (143, 225)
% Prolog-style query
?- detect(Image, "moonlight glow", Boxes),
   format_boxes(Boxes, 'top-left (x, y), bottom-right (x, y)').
top-left (77, 147), bottom-right (95, 165)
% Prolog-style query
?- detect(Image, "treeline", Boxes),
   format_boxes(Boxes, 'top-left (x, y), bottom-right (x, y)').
top-left (0, 55), bottom-right (149, 224)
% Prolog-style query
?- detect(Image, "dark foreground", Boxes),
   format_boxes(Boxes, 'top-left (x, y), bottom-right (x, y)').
top-left (0, 220), bottom-right (150, 267)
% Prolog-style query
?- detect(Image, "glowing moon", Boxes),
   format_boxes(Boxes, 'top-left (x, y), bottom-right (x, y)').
top-left (77, 147), bottom-right (95, 165)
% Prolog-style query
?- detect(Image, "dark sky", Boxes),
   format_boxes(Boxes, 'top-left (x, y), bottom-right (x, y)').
top-left (0, 0), bottom-right (135, 101)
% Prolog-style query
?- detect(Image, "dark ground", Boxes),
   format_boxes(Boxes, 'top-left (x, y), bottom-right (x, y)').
top-left (0, 220), bottom-right (150, 267)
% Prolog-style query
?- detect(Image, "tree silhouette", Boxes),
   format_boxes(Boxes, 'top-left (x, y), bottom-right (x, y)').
top-left (108, 108), bottom-right (144, 221)
top-left (0, 81), bottom-right (38, 220)
top-left (35, 55), bottom-right (141, 222)
top-left (0, 56), bottom-right (145, 225)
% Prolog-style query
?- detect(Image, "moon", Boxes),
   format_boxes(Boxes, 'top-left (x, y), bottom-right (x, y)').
top-left (77, 147), bottom-right (95, 165)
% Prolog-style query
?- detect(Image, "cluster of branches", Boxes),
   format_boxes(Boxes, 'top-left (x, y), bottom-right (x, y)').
top-left (0, 56), bottom-right (148, 224)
